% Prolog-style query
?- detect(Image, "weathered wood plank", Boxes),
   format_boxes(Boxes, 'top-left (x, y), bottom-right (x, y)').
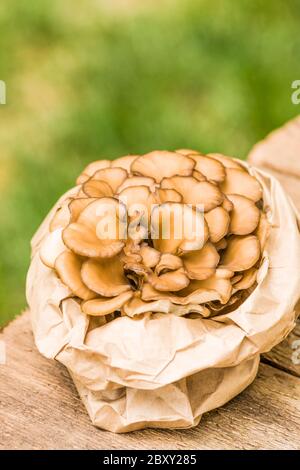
top-left (0, 312), bottom-right (299, 450)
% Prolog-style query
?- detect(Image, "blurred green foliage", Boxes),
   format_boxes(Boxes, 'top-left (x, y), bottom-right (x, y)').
top-left (0, 0), bottom-right (300, 324)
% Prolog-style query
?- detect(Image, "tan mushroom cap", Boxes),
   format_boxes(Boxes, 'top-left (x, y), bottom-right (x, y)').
top-left (68, 197), bottom-right (98, 223)
top-left (222, 197), bottom-right (234, 212)
top-left (161, 176), bottom-right (224, 211)
top-left (155, 253), bottom-right (183, 275)
top-left (148, 268), bottom-right (190, 292)
top-left (232, 267), bottom-right (258, 293)
top-left (82, 179), bottom-right (114, 198)
top-left (156, 188), bottom-right (182, 203)
top-left (255, 212), bottom-right (270, 251)
top-left (151, 202), bottom-right (209, 254)
top-left (81, 257), bottom-right (131, 297)
top-left (205, 206), bottom-right (230, 243)
top-left (227, 194), bottom-right (260, 235)
top-left (55, 251), bottom-right (96, 300)
top-left (192, 170), bottom-right (207, 182)
top-left (118, 185), bottom-right (154, 218)
top-left (221, 168), bottom-right (262, 202)
top-left (50, 202), bottom-right (71, 231)
top-left (76, 160), bottom-right (112, 185)
top-left (111, 155), bottom-right (139, 172)
top-left (116, 176), bottom-right (156, 193)
top-left (63, 198), bottom-right (125, 258)
top-left (182, 242), bottom-right (220, 280)
top-left (131, 151), bottom-right (195, 183)
top-left (176, 148), bottom-right (202, 156)
top-left (82, 290), bottom-right (134, 316)
top-left (91, 167), bottom-right (128, 193)
top-left (207, 153), bottom-right (245, 170)
top-left (140, 245), bottom-right (161, 268)
top-left (190, 154), bottom-right (226, 183)
top-left (40, 228), bottom-right (66, 268)
top-left (220, 235), bottom-right (261, 271)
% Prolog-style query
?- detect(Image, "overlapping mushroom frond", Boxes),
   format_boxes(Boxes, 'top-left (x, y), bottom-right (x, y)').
top-left (40, 150), bottom-right (269, 321)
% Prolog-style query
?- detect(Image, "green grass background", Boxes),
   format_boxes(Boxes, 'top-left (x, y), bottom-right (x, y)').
top-left (0, 0), bottom-right (300, 325)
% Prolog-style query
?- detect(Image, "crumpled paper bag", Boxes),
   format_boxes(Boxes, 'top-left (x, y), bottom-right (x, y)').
top-left (26, 163), bottom-right (300, 433)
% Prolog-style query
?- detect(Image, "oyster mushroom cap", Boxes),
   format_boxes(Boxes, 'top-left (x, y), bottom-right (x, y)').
top-left (207, 153), bottom-right (245, 170)
top-left (255, 212), bottom-right (270, 251)
top-left (82, 179), bottom-right (114, 198)
top-left (76, 160), bottom-right (112, 185)
top-left (220, 168), bottom-right (263, 202)
top-left (40, 228), bottom-right (66, 268)
top-left (81, 257), bottom-right (131, 297)
top-left (55, 251), bottom-right (96, 300)
top-left (116, 176), bottom-right (156, 193)
top-left (151, 202), bottom-right (209, 254)
top-left (50, 201), bottom-right (71, 231)
top-left (232, 267), bottom-right (258, 293)
top-left (118, 185), bottom-right (153, 217)
top-left (77, 197), bottom-right (126, 229)
top-left (190, 154), bottom-right (226, 183)
top-left (148, 268), bottom-right (190, 292)
top-left (63, 223), bottom-right (125, 258)
top-left (68, 197), bottom-right (98, 223)
top-left (139, 245), bottom-right (161, 268)
top-left (227, 194), bottom-right (260, 235)
top-left (205, 206), bottom-right (230, 243)
top-left (156, 188), bottom-right (182, 203)
top-left (82, 290), bottom-right (134, 316)
top-left (63, 198), bottom-right (126, 258)
top-left (155, 253), bottom-right (183, 275)
top-left (161, 176), bottom-right (224, 211)
top-left (91, 167), bottom-right (128, 193)
top-left (182, 242), bottom-right (220, 280)
top-left (192, 170), bottom-right (207, 182)
top-left (131, 150), bottom-right (195, 183)
top-left (222, 197), bottom-right (234, 212)
top-left (176, 148), bottom-right (203, 156)
top-left (220, 235), bottom-right (261, 271)
top-left (111, 155), bottom-right (139, 172)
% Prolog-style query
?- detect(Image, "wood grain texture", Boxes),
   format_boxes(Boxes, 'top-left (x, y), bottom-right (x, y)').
top-left (0, 312), bottom-right (299, 450)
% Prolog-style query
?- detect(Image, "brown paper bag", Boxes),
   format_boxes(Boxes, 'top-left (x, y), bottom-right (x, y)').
top-left (26, 163), bottom-right (300, 432)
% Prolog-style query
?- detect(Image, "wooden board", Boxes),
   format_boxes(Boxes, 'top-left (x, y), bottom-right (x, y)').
top-left (0, 312), bottom-right (299, 450)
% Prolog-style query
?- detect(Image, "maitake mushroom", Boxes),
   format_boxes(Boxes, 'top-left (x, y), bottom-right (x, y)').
top-left (40, 150), bottom-right (269, 321)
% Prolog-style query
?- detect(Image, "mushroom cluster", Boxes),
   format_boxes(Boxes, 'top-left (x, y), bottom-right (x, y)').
top-left (40, 150), bottom-right (269, 320)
